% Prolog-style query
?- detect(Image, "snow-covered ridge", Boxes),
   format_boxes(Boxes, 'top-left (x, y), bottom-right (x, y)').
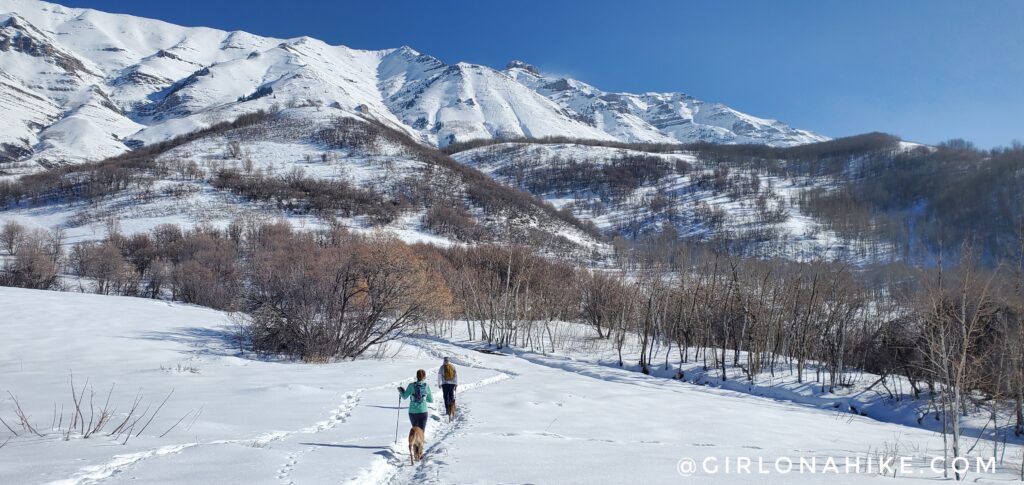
top-left (505, 62), bottom-right (828, 147)
top-left (0, 0), bottom-right (826, 170)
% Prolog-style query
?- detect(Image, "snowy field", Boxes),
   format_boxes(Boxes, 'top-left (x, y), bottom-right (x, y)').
top-left (1, 287), bottom-right (1020, 484)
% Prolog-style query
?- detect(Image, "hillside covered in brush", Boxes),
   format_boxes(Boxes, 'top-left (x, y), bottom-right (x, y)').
top-left (450, 134), bottom-right (1024, 264)
top-left (0, 108), bottom-right (604, 256)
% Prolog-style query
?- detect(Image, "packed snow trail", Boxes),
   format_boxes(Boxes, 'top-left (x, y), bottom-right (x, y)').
top-left (343, 372), bottom-right (513, 485)
top-left (3, 287), bottom-right (1023, 484)
top-left (47, 383), bottom-right (389, 485)
top-left (81, 371), bottom-right (511, 485)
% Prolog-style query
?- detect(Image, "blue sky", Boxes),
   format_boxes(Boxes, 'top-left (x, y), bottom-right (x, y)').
top-left (57, 0), bottom-right (1024, 148)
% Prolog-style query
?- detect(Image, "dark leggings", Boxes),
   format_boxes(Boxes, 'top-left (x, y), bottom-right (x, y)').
top-left (409, 412), bottom-right (428, 431)
top-left (441, 384), bottom-right (457, 412)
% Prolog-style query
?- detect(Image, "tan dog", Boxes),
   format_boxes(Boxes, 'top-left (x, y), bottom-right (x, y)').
top-left (408, 426), bottom-right (424, 465)
top-left (447, 401), bottom-right (457, 422)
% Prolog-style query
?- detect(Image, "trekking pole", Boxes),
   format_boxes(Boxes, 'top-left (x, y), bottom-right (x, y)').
top-left (394, 392), bottom-right (402, 444)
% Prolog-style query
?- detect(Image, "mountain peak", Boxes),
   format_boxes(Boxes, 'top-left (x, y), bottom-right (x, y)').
top-left (505, 60), bottom-right (540, 76)
top-left (394, 45), bottom-right (421, 57)
top-left (2, 12), bottom-right (20, 27)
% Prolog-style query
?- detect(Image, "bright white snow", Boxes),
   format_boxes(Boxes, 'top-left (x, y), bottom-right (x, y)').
top-left (2, 287), bottom-right (1020, 484)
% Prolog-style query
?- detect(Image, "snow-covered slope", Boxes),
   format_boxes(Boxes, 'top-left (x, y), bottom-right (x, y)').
top-left (0, 0), bottom-right (825, 171)
top-left (4, 286), bottom-right (1016, 484)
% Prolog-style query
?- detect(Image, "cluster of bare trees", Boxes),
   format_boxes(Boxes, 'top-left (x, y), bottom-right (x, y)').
top-left (422, 205), bottom-right (485, 241)
top-left (574, 249), bottom-right (875, 382)
top-left (0, 220), bottom-right (63, 289)
top-left (211, 166), bottom-right (405, 223)
top-left (1, 219), bottom-right (450, 361)
top-left (907, 255), bottom-right (1024, 478)
top-left (62, 223), bottom-right (242, 307)
top-left (434, 244), bottom-right (580, 351)
top-left (492, 153), bottom-right (675, 204)
top-left (441, 132), bottom-right (900, 164)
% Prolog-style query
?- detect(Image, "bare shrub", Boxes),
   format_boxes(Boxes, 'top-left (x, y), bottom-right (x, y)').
top-left (247, 232), bottom-right (450, 360)
top-left (0, 228), bottom-right (62, 290)
top-left (1, 220), bottom-right (26, 255)
top-left (225, 140), bottom-right (243, 159)
top-left (423, 205), bottom-right (484, 241)
top-left (166, 231), bottom-right (241, 309)
top-left (69, 241), bottom-right (137, 295)
top-left (171, 260), bottom-right (235, 310)
top-left (1, 374), bottom-right (183, 446)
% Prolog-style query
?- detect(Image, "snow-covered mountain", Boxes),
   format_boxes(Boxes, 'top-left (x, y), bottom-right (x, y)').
top-left (0, 0), bottom-right (826, 170)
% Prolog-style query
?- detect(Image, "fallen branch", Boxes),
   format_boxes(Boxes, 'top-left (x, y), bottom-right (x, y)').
top-left (135, 389), bottom-right (173, 438)
top-left (110, 389), bottom-right (143, 437)
top-left (84, 383), bottom-right (116, 438)
top-left (185, 405), bottom-right (203, 432)
top-left (8, 392), bottom-right (42, 437)
top-left (159, 408), bottom-right (194, 438)
top-left (0, 416), bottom-right (18, 437)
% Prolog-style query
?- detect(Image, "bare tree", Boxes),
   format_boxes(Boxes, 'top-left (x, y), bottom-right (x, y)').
top-left (1, 220), bottom-right (26, 255)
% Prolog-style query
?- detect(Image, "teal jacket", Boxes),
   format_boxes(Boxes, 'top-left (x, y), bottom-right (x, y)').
top-left (399, 380), bottom-right (434, 414)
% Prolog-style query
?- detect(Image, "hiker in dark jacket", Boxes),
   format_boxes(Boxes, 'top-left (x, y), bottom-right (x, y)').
top-left (398, 369), bottom-right (434, 431)
top-left (437, 357), bottom-right (458, 420)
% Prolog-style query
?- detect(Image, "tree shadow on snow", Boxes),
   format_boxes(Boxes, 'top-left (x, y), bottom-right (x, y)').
top-left (129, 326), bottom-right (277, 361)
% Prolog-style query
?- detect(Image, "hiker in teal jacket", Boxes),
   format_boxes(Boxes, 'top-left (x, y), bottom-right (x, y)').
top-left (398, 369), bottom-right (434, 431)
